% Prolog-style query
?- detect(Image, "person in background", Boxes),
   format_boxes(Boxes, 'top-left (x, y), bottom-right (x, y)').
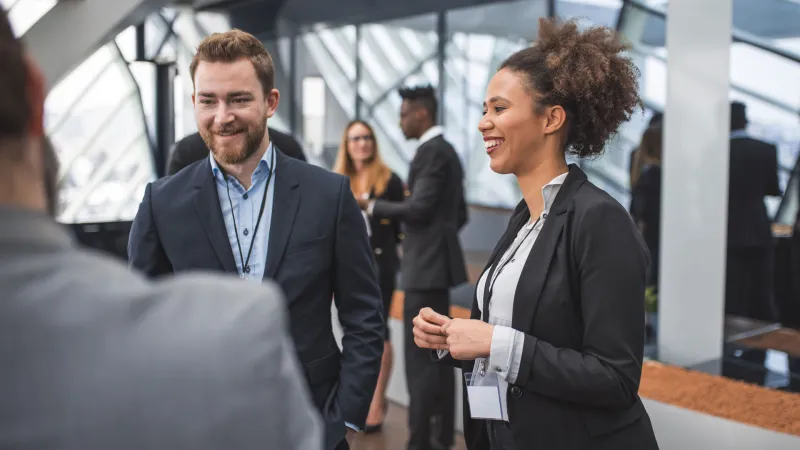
top-left (0, 11), bottom-right (322, 450)
top-left (358, 85), bottom-right (468, 450)
top-left (333, 120), bottom-right (404, 433)
top-left (629, 112), bottom-right (662, 189)
top-left (630, 125), bottom-right (663, 287)
top-left (413, 18), bottom-right (658, 450)
top-left (726, 101), bottom-right (781, 322)
top-left (127, 30), bottom-right (383, 450)
top-left (167, 127), bottom-right (306, 175)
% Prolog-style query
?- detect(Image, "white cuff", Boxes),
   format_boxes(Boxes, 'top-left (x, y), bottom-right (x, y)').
top-left (488, 325), bottom-right (523, 383)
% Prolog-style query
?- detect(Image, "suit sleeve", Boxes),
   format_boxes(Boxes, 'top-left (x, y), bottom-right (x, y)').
top-left (457, 189), bottom-right (469, 230)
top-left (372, 149), bottom-right (448, 225)
top-left (128, 183), bottom-right (173, 277)
top-left (387, 173), bottom-right (406, 242)
top-left (766, 144), bottom-right (781, 197)
top-left (332, 177), bottom-right (385, 428)
top-left (515, 201), bottom-right (648, 410)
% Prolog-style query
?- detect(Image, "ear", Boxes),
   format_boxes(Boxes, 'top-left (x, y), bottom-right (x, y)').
top-left (191, 92), bottom-right (196, 106)
top-left (266, 88), bottom-right (280, 118)
top-left (24, 55), bottom-right (45, 137)
top-left (543, 105), bottom-right (567, 135)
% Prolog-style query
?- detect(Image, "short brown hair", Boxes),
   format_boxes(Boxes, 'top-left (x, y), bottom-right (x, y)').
top-left (499, 18), bottom-right (642, 158)
top-left (0, 9), bottom-right (30, 142)
top-left (189, 29), bottom-right (275, 95)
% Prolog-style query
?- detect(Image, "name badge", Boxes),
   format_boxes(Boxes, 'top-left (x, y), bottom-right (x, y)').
top-left (464, 358), bottom-right (505, 420)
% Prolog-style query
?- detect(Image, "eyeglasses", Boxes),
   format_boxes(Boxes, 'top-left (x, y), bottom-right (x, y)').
top-left (347, 135), bottom-right (374, 142)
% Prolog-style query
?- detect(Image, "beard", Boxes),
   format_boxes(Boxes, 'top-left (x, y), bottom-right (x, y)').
top-left (41, 136), bottom-right (60, 218)
top-left (200, 119), bottom-right (267, 166)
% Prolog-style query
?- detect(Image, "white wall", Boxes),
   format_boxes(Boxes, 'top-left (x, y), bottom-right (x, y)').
top-left (658, 0), bottom-right (732, 366)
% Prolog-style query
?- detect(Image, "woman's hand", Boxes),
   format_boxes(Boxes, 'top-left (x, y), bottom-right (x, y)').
top-left (442, 319), bottom-right (494, 360)
top-left (412, 307), bottom-right (450, 350)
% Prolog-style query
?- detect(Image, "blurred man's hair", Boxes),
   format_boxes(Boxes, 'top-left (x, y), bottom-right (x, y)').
top-left (0, 9), bottom-right (29, 147)
top-left (398, 84), bottom-right (437, 122)
top-left (189, 29), bottom-right (275, 95)
top-left (731, 101), bottom-right (747, 131)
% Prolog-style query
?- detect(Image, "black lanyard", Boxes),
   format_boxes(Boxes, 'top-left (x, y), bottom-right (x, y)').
top-left (480, 216), bottom-right (541, 323)
top-left (221, 149), bottom-right (275, 277)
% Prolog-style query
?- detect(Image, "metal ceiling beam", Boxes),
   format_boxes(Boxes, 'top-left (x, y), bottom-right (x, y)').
top-left (23, 0), bottom-right (169, 91)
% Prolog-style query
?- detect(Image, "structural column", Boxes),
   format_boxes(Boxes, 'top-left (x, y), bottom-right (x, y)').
top-left (154, 62), bottom-right (176, 178)
top-left (658, 0), bottom-right (732, 366)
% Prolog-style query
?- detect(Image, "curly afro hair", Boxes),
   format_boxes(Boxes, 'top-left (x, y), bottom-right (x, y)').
top-left (499, 18), bottom-right (642, 158)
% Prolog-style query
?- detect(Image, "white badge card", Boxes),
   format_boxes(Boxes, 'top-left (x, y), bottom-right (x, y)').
top-left (464, 359), bottom-right (504, 420)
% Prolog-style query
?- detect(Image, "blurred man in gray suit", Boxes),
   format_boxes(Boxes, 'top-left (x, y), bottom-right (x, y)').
top-left (0, 11), bottom-right (322, 450)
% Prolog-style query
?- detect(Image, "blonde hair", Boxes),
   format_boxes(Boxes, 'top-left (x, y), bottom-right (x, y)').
top-left (333, 120), bottom-right (392, 196)
top-left (190, 29), bottom-right (275, 94)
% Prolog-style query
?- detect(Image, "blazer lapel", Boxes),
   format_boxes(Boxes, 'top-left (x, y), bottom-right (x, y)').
top-left (512, 164), bottom-right (587, 331)
top-left (192, 160), bottom-right (238, 273)
top-left (264, 150), bottom-right (301, 279)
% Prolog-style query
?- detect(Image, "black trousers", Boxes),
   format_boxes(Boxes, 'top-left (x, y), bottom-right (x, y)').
top-left (487, 421), bottom-right (515, 450)
top-left (404, 289), bottom-right (455, 450)
top-left (725, 247), bottom-right (777, 322)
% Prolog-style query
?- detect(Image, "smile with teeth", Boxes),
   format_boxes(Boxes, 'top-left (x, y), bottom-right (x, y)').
top-left (217, 129), bottom-right (242, 137)
top-left (484, 139), bottom-right (504, 151)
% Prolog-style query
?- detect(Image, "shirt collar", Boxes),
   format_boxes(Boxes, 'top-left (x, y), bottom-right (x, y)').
top-left (210, 142), bottom-right (274, 183)
top-left (542, 172), bottom-right (569, 212)
top-left (418, 125), bottom-right (443, 145)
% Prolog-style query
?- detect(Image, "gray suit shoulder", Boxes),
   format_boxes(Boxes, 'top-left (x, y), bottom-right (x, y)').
top-left (43, 249), bottom-right (323, 449)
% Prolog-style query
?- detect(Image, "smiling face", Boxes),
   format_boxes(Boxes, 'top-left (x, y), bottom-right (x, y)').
top-left (346, 122), bottom-right (375, 165)
top-left (192, 58), bottom-right (278, 165)
top-left (478, 68), bottom-right (553, 176)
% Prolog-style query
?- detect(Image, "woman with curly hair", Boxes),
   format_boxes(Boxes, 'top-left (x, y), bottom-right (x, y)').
top-left (412, 18), bottom-right (659, 450)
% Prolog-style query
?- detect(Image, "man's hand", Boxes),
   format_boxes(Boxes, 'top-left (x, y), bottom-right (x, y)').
top-left (412, 307), bottom-right (450, 350)
top-left (356, 197), bottom-right (370, 211)
top-left (441, 319), bottom-right (494, 360)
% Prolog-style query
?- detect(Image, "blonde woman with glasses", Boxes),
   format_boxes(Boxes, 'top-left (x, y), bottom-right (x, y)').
top-left (334, 120), bottom-right (404, 432)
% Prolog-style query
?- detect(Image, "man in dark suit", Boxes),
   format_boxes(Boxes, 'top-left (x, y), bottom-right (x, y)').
top-left (128, 30), bottom-right (383, 450)
top-left (359, 85), bottom-right (467, 450)
top-left (167, 127), bottom-right (306, 175)
top-left (726, 101), bottom-right (781, 322)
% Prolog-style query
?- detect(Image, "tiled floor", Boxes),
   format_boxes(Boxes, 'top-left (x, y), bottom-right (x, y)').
top-left (350, 403), bottom-right (466, 450)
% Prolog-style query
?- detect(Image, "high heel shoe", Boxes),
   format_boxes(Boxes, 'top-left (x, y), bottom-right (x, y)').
top-left (363, 403), bottom-right (388, 434)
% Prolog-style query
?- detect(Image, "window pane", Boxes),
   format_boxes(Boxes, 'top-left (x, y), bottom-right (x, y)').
top-left (57, 95), bottom-right (152, 223)
top-left (49, 57), bottom-right (137, 165)
top-left (45, 45), bottom-right (116, 132)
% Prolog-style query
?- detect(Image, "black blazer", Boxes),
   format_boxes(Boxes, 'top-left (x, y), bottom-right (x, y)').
top-left (372, 135), bottom-right (468, 290)
top-left (166, 129), bottom-right (307, 175)
top-left (128, 149), bottom-right (384, 450)
top-left (727, 136), bottom-right (780, 248)
top-left (443, 165), bottom-right (659, 450)
top-left (368, 172), bottom-right (405, 280)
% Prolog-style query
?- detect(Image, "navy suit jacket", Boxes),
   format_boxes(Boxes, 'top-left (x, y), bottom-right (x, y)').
top-left (128, 148), bottom-right (384, 450)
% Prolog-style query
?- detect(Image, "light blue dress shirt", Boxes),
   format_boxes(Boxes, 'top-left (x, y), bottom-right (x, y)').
top-left (209, 144), bottom-right (276, 281)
